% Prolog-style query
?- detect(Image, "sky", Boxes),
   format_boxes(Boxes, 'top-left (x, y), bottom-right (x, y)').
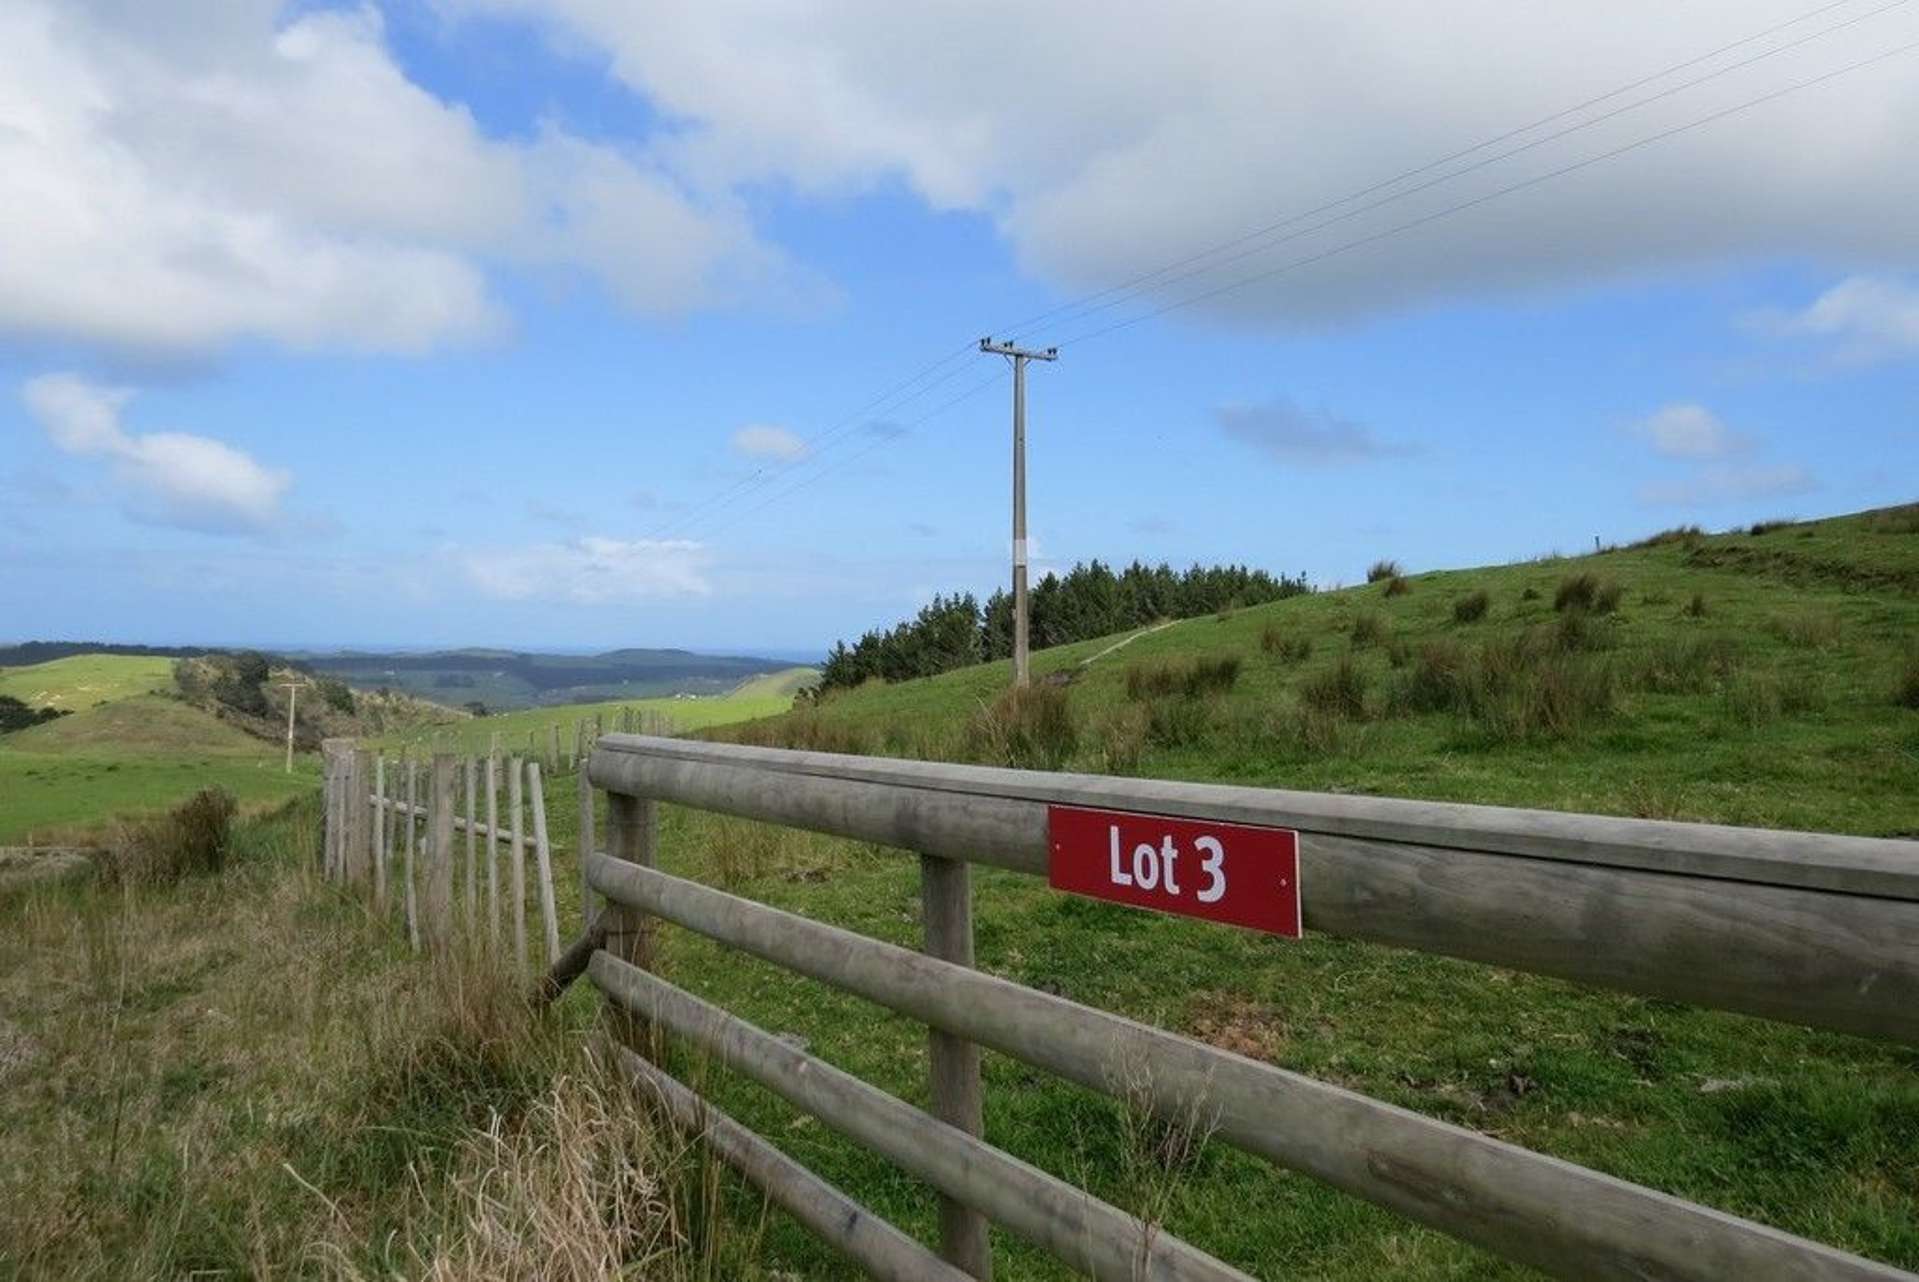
top-left (2, 0), bottom-right (1916, 656)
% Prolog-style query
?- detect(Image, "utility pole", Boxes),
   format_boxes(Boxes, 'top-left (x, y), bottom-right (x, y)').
top-left (979, 337), bottom-right (1058, 688)
top-left (276, 679), bottom-right (312, 773)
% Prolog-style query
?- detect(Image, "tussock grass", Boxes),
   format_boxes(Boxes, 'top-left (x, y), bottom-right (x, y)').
top-left (1382, 575), bottom-right (1412, 598)
top-left (1632, 635), bottom-right (1740, 695)
top-left (1897, 650), bottom-right (1919, 711)
top-left (1723, 669), bottom-right (1826, 729)
top-left (1685, 592), bottom-right (1710, 618)
top-left (1554, 574), bottom-right (1622, 615)
top-left (1631, 524), bottom-right (1704, 549)
top-left (1452, 590), bottom-right (1490, 623)
top-left (1348, 613), bottom-right (1388, 649)
top-left (1365, 559), bottom-right (1403, 584)
top-left (1259, 627), bottom-right (1311, 664)
top-left (1299, 656), bottom-right (1368, 720)
top-left (94, 787), bottom-right (236, 886)
top-left (1125, 656), bottom-right (1242, 701)
top-left (963, 684), bottom-right (1078, 770)
top-left (1391, 635), bottom-right (1615, 741)
top-left (1768, 613), bottom-right (1842, 649)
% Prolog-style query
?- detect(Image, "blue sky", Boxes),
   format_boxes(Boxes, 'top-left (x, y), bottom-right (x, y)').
top-left (2, 1), bottom-right (1915, 655)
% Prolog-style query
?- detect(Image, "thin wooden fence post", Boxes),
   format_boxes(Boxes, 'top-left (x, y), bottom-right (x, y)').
top-left (425, 753), bottom-right (455, 952)
top-left (509, 756), bottom-right (527, 971)
top-left (350, 748), bottom-right (375, 888)
top-left (574, 719), bottom-right (586, 774)
top-left (921, 853), bottom-right (991, 1279)
top-left (321, 750), bottom-right (337, 878)
top-left (578, 760), bottom-right (596, 930)
top-left (403, 757), bottom-right (420, 951)
top-left (463, 756), bottom-right (477, 937)
top-left (621, 706), bottom-right (634, 733)
top-left (373, 756), bottom-right (389, 911)
top-left (548, 723), bottom-right (561, 775)
top-left (485, 753), bottom-right (501, 950)
top-left (528, 761), bottom-right (561, 964)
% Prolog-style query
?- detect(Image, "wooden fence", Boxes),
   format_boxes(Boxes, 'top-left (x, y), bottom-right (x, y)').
top-left (552, 734), bottom-right (1917, 1282)
top-left (319, 740), bottom-right (588, 969)
top-left (386, 705), bottom-right (675, 780)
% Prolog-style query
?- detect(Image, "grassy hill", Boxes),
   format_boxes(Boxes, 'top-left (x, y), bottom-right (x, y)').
top-left (373, 667), bottom-right (818, 757)
top-left (307, 645), bottom-right (803, 711)
top-left (0, 654), bottom-right (173, 712)
top-left (602, 504), bottom-right (1919, 1277)
top-left (717, 505), bottom-right (1919, 838)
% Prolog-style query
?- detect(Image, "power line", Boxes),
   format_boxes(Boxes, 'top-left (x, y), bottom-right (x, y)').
top-left (1008, 0), bottom-right (1908, 346)
top-left (639, 339), bottom-right (977, 541)
top-left (693, 367), bottom-right (1011, 544)
top-left (657, 354), bottom-right (987, 543)
top-left (1051, 31), bottom-right (1919, 348)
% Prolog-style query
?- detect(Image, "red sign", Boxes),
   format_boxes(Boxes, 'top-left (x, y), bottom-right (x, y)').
top-left (1047, 805), bottom-right (1302, 938)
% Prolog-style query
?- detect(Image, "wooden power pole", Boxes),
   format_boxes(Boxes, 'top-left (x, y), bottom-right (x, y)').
top-left (276, 679), bottom-right (312, 773)
top-left (979, 337), bottom-right (1058, 689)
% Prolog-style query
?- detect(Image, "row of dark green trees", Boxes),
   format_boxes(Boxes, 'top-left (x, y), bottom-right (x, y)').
top-left (816, 560), bottom-right (1309, 693)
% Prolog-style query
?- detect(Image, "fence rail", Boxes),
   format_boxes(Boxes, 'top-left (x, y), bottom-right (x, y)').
top-left (561, 733), bottom-right (1917, 1282)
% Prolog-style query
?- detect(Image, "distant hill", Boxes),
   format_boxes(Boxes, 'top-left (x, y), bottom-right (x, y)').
top-left (300, 646), bottom-right (799, 711)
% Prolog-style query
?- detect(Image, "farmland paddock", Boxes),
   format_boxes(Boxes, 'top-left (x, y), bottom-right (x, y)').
top-left (323, 732), bottom-right (1919, 1280)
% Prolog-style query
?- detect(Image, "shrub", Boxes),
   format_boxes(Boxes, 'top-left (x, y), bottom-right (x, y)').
top-left (1260, 626), bottom-right (1312, 664)
top-left (963, 685), bottom-right (1078, 770)
top-left (1300, 656), bottom-right (1368, 720)
top-left (1349, 613), bottom-right (1388, 649)
top-left (98, 788), bottom-right (237, 885)
top-left (1748, 518), bottom-right (1795, 536)
top-left (0, 695), bottom-right (68, 733)
top-left (1382, 575), bottom-right (1411, 598)
top-left (1684, 592), bottom-right (1709, 618)
top-left (1366, 559), bottom-right (1403, 583)
top-left (318, 678), bottom-right (357, 715)
top-left (1452, 590), bottom-right (1490, 623)
top-left (1520, 586), bottom-right (1541, 602)
top-left (1554, 573), bottom-right (1597, 612)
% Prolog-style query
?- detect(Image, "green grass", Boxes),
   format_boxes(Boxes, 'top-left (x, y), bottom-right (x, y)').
top-left (372, 667), bottom-right (815, 758)
top-left (0, 654), bottom-right (174, 711)
top-left (0, 672), bottom-right (317, 845)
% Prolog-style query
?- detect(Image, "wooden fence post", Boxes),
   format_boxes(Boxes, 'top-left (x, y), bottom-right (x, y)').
top-left (578, 757), bottom-right (596, 930)
top-left (463, 756), bottom-right (477, 936)
top-left (321, 749), bottom-right (337, 878)
top-left (621, 706), bottom-right (634, 733)
top-left (403, 757), bottom-right (420, 952)
top-left (425, 753), bottom-right (455, 952)
top-left (574, 719), bottom-right (586, 774)
top-left (604, 790), bottom-right (659, 1050)
top-left (921, 854), bottom-right (991, 1279)
top-left (373, 756), bottom-right (389, 911)
top-left (509, 756), bottom-right (527, 971)
top-left (548, 723), bottom-right (561, 775)
top-left (485, 753), bottom-right (501, 950)
top-left (528, 761), bottom-right (561, 964)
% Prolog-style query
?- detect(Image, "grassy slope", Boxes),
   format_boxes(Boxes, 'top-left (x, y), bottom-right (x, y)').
top-left (0, 654), bottom-right (173, 711)
top-left (372, 666), bottom-right (817, 757)
top-left (0, 799), bottom-right (765, 1279)
top-left (598, 507), bottom-right (1919, 1278)
top-left (0, 664), bottom-right (315, 844)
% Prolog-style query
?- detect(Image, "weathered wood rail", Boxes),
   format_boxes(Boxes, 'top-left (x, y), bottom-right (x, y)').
top-left (549, 733), bottom-right (1918, 1281)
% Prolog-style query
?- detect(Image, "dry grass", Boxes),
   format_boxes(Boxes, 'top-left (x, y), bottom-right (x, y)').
top-left (1299, 656), bottom-right (1368, 720)
top-left (1348, 613), bottom-right (1388, 649)
top-left (1452, 590), bottom-right (1490, 624)
top-left (1382, 575), bottom-right (1412, 598)
top-left (1259, 627), bottom-right (1311, 664)
top-left (94, 788), bottom-right (236, 886)
top-left (962, 684), bottom-right (1078, 770)
top-left (1365, 559), bottom-right (1403, 584)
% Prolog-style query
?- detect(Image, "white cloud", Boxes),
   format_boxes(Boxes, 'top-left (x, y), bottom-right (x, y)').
top-left (730, 424), bottom-right (809, 461)
top-left (1639, 462), bottom-right (1816, 507)
top-left (1756, 274), bottom-right (1919, 363)
top-left (22, 373), bottom-right (290, 535)
top-left (1631, 403), bottom-right (1747, 459)
top-left (455, 0), bottom-right (1919, 328)
top-left (1626, 400), bottom-right (1814, 507)
top-left (0, 2), bottom-right (810, 357)
top-left (1215, 398), bottom-right (1408, 464)
top-left (458, 536), bottom-right (712, 603)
